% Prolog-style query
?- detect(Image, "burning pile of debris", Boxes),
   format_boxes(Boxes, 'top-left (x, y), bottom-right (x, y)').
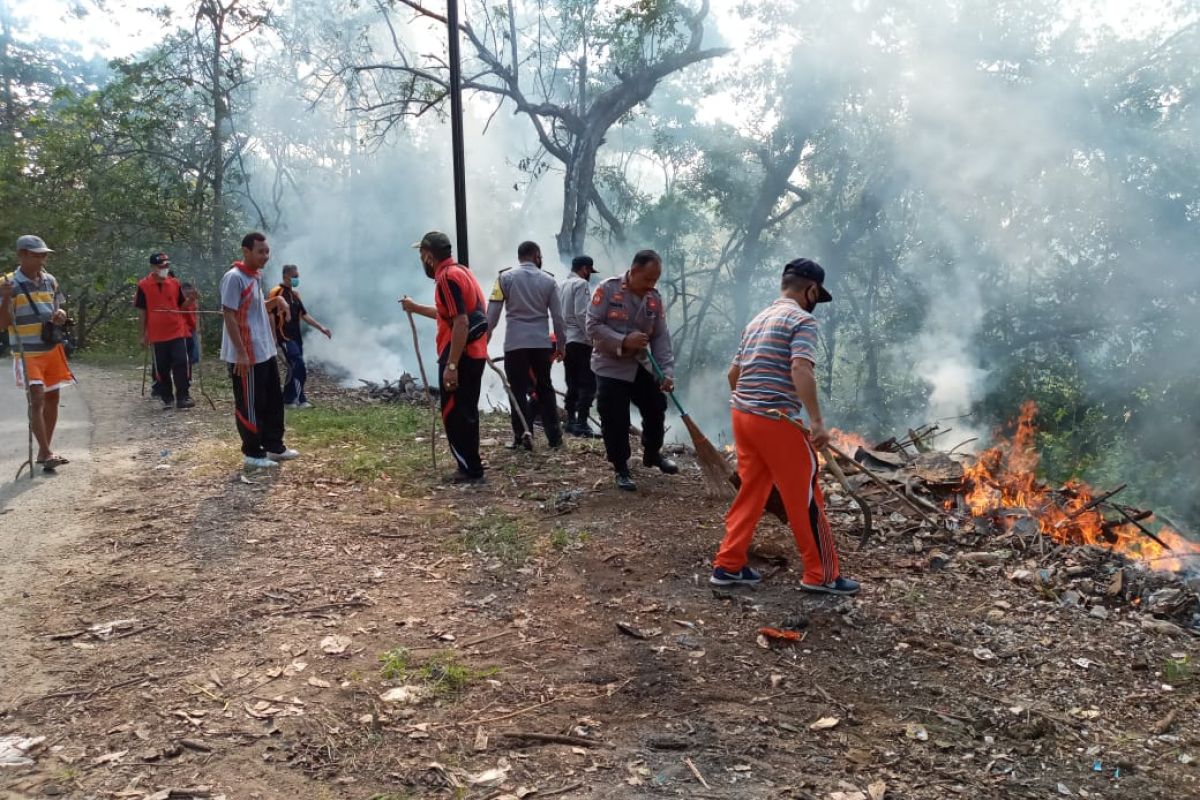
top-left (355, 373), bottom-right (434, 405)
top-left (823, 402), bottom-right (1200, 633)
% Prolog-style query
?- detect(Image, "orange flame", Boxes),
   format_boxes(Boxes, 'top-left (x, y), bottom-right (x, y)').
top-left (962, 401), bottom-right (1200, 572)
top-left (829, 428), bottom-right (869, 454)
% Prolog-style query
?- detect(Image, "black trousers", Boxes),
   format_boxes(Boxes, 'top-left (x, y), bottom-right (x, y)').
top-left (596, 368), bottom-right (666, 471)
top-left (153, 337), bottom-right (191, 402)
top-left (228, 358), bottom-right (286, 458)
top-left (563, 342), bottom-right (596, 424)
top-left (504, 347), bottom-right (561, 444)
top-left (440, 355), bottom-right (485, 478)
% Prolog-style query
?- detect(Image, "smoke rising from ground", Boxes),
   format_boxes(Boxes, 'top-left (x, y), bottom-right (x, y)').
top-left (227, 1), bottom-right (1200, 522)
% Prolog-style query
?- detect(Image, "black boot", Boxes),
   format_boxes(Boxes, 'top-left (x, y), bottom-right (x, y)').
top-left (644, 454), bottom-right (679, 474)
top-left (614, 464), bottom-right (637, 492)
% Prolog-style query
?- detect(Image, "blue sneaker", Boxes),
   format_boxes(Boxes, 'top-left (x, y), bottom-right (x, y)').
top-left (710, 566), bottom-right (762, 586)
top-left (800, 576), bottom-right (861, 596)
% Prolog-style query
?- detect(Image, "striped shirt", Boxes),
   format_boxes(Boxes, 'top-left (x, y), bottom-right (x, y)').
top-left (730, 298), bottom-right (819, 419)
top-left (5, 269), bottom-right (65, 354)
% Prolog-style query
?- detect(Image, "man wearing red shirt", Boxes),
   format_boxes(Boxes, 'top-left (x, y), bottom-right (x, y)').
top-left (401, 231), bottom-right (488, 484)
top-left (135, 252), bottom-right (195, 409)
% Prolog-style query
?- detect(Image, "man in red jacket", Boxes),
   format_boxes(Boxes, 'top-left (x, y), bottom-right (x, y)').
top-left (136, 252), bottom-right (196, 409)
top-left (401, 231), bottom-right (489, 484)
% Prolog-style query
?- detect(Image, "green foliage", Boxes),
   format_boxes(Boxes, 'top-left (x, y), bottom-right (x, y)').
top-left (550, 525), bottom-right (588, 552)
top-left (459, 511), bottom-right (532, 564)
top-left (378, 647), bottom-right (411, 681)
top-left (1164, 655), bottom-right (1192, 684)
top-left (419, 652), bottom-right (499, 697)
top-left (377, 648), bottom-right (496, 697)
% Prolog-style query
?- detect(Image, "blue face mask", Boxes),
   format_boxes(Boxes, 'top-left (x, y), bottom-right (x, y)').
top-left (290, 277), bottom-right (300, 288)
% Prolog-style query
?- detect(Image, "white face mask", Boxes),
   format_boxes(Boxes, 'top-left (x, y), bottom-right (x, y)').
top-left (156, 268), bottom-right (170, 279)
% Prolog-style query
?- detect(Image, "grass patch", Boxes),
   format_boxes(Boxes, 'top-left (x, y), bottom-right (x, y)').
top-left (71, 348), bottom-right (142, 368)
top-left (1164, 655), bottom-right (1192, 683)
top-left (378, 648), bottom-right (496, 697)
top-left (550, 525), bottom-right (589, 552)
top-left (460, 511), bottom-right (532, 564)
top-left (287, 404), bottom-right (427, 483)
top-left (379, 647), bottom-right (411, 681)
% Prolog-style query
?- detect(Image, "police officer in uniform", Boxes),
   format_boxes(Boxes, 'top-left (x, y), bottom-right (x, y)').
top-left (585, 249), bottom-right (678, 491)
top-left (486, 240), bottom-right (566, 448)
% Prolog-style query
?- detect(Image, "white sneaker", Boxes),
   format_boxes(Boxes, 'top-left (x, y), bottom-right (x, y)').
top-left (267, 448), bottom-right (300, 461)
top-left (244, 455), bottom-right (278, 469)
top-left (297, 401), bottom-right (314, 409)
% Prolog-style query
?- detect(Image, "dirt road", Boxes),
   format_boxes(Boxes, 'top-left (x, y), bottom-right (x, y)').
top-left (0, 364), bottom-right (101, 699)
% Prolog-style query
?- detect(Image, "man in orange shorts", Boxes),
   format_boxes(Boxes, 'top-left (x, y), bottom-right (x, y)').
top-left (711, 258), bottom-right (859, 595)
top-left (0, 235), bottom-right (76, 471)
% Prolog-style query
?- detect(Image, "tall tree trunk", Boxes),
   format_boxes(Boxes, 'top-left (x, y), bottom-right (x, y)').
top-left (859, 250), bottom-right (886, 428)
top-left (822, 302), bottom-right (838, 398)
top-left (207, 4), bottom-right (227, 271)
top-left (556, 138), bottom-right (599, 262)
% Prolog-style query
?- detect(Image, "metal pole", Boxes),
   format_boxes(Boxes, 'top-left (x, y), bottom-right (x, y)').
top-left (446, 0), bottom-right (469, 267)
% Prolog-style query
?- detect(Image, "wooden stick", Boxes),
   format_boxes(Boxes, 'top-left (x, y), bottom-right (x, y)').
top-left (498, 731), bottom-right (606, 748)
top-left (191, 310), bottom-right (217, 411)
top-left (5, 302), bottom-right (35, 480)
top-left (1060, 483), bottom-right (1126, 522)
top-left (1109, 503), bottom-right (1172, 550)
top-left (823, 451), bottom-right (873, 548)
top-left (454, 697), bottom-right (559, 727)
top-left (827, 443), bottom-right (938, 525)
top-left (461, 629), bottom-right (514, 648)
top-left (538, 782), bottom-right (585, 798)
top-left (684, 757), bottom-right (711, 789)
top-left (485, 356), bottom-right (533, 448)
top-left (406, 311), bottom-right (438, 469)
top-left (949, 437), bottom-right (978, 454)
top-left (770, 411), bottom-right (937, 525)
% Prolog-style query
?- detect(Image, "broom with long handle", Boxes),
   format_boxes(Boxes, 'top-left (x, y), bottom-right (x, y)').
top-left (642, 351), bottom-right (729, 496)
top-left (643, 351), bottom-right (788, 522)
top-left (406, 311), bottom-right (439, 470)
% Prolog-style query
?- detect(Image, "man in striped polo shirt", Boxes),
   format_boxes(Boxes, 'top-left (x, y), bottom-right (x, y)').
top-left (0, 235), bottom-right (76, 471)
top-left (711, 258), bottom-right (859, 595)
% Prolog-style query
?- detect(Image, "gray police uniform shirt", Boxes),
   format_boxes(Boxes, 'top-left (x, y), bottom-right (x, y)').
top-left (584, 273), bottom-right (674, 382)
top-left (559, 273), bottom-right (592, 346)
top-left (485, 262), bottom-right (566, 352)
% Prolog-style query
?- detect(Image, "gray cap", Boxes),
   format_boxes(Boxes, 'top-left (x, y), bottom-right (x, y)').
top-left (16, 235), bottom-right (53, 254)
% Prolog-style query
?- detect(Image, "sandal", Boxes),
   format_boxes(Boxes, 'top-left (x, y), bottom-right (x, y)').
top-left (38, 455), bottom-right (68, 471)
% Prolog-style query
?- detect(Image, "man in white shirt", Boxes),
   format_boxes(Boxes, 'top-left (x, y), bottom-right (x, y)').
top-left (220, 232), bottom-right (299, 470)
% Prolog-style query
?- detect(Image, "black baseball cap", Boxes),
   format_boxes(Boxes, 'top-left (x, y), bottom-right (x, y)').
top-left (411, 231), bottom-right (452, 252)
top-left (783, 258), bottom-right (832, 303)
top-left (149, 252), bottom-right (170, 266)
top-left (571, 255), bottom-right (596, 275)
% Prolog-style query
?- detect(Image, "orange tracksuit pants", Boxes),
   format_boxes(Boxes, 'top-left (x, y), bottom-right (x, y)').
top-left (714, 408), bottom-right (840, 585)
